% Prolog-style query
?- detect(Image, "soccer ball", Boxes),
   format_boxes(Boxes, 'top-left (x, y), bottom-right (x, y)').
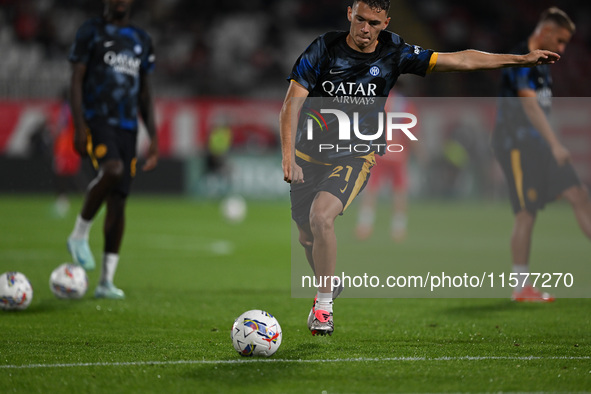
top-left (0, 271), bottom-right (33, 311)
top-left (221, 195), bottom-right (247, 223)
top-left (231, 309), bottom-right (282, 357)
top-left (49, 263), bottom-right (88, 299)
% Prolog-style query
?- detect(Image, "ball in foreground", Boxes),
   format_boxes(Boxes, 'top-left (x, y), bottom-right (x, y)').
top-left (231, 310), bottom-right (282, 357)
top-left (49, 263), bottom-right (88, 299)
top-left (0, 271), bottom-right (33, 311)
top-left (220, 195), bottom-right (247, 223)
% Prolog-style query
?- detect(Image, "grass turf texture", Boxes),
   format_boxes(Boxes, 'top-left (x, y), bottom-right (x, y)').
top-left (0, 195), bottom-right (589, 393)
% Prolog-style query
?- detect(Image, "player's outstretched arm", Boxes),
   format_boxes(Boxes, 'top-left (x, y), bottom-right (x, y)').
top-left (279, 80), bottom-right (308, 184)
top-left (70, 62), bottom-right (89, 156)
top-left (432, 49), bottom-right (560, 72)
top-left (139, 72), bottom-right (158, 172)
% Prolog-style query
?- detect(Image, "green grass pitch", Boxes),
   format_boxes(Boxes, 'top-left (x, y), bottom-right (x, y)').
top-left (0, 195), bottom-right (589, 393)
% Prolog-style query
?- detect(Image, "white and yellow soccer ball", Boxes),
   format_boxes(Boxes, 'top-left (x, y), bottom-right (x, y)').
top-left (49, 263), bottom-right (88, 299)
top-left (231, 309), bottom-right (282, 357)
top-left (0, 271), bottom-right (33, 311)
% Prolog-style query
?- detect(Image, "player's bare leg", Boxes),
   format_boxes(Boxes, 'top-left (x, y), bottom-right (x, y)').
top-left (309, 191), bottom-right (342, 294)
top-left (297, 222), bottom-right (315, 274)
top-left (305, 191), bottom-right (342, 335)
top-left (513, 184), bottom-right (591, 302)
top-left (510, 210), bottom-right (553, 302)
top-left (95, 191), bottom-right (126, 300)
top-left (299, 221), bottom-right (324, 335)
top-left (299, 220), bottom-right (341, 335)
top-left (68, 159), bottom-right (125, 271)
top-left (299, 220), bottom-right (344, 301)
top-left (561, 185), bottom-right (591, 240)
top-left (104, 191), bottom-right (126, 255)
top-left (511, 210), bottom-right (536, 270)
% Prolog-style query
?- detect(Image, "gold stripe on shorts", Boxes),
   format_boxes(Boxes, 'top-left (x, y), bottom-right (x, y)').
top-left (343, 152), bottom-right (375, 211)
top-left (86, 128), bottom-right (99, 170)
top-left (510, 149), bottom-right (525, 210)
top-left (295, 150), bottom-right (331, 166)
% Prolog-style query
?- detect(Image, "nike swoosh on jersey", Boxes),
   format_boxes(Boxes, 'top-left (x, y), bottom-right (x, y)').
top-left (329, 69), bottom-right (345, 75)
top-left (340, 185), bottom-right (348, 193)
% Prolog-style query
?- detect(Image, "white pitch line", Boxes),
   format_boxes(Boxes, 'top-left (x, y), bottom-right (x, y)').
top-left (1, 356), bottom-right (589, 370)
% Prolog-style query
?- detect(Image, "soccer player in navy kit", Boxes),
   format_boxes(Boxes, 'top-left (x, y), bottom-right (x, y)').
top-left (280, 0), bottom-right (561, 335)
top-left (493, 7), bottom-right (591, 302)
top-left (66, 0), bottom-right (158, 299)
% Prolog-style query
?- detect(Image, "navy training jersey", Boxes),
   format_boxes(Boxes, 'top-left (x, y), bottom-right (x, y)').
top-left (288, 31), bottom-right (435, 161)
top-left (494, 41), bottom-right (552, 147)
top-left (69, 17), bottom-right (155, 131)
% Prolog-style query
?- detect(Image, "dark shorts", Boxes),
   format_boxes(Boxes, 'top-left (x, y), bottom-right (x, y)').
top-left (493, 138), bottom-right (581, 214)
top-left (290, 151), bottom-right (375, 226)
top-left (86, 119), bottom-right (137, 196)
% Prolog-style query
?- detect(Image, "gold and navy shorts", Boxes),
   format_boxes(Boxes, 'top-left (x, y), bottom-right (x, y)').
top-left (290, 150), bottom-right (375, 225)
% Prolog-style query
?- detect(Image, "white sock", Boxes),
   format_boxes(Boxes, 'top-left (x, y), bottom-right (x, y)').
top-left (512, 264), bottom-right (529, 291)
top-left (70, 215), bottom-right (92, 240)
top-left (316, 291), bottom-right (333, 313)
top-left (100, 253), bottom-right (119, 285)
top-left (358, 206), bottom-right (375, 227)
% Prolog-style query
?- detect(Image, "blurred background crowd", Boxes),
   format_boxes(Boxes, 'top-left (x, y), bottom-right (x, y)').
top-left (1, 0), bottom-right (590, 99)
top-left (1, 0), bottom-right (590, 203)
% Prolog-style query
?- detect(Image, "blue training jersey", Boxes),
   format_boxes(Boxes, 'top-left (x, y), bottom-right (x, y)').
top-left (69, 17), bottom-right (155, 131)
top-left (494, 41), bottom-right (552, 147)
top-left (288, 31), bottom-right (435, 161)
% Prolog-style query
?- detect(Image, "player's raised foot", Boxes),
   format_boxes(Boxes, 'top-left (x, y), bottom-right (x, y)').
top-left (307, 298), bottom-right (334, 336)
top-left (512, 285), bottom-right (555, 303)
top-left (67, 237), bottom-right (96, 271)
top-left (95, 281), bottom-right (125, 300)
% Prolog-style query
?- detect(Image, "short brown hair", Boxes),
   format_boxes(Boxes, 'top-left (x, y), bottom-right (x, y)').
top-left (539, 7), bottom-right (576, 34)
top-left (353, 0), bottom-right (390, 13)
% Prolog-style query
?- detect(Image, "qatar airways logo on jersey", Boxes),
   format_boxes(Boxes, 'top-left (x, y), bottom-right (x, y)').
top-left (322, 81), bottom-right (378, 97)
top-left (103, 51), bottom-right (141, 77)
top-left (305, 108), bottom-right (418, 154)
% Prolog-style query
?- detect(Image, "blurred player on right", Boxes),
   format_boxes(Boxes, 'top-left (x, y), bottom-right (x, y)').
top-left (493, 7), bottom-right (591, 302)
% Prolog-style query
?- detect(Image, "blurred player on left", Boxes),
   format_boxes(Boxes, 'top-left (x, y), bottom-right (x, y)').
top-left (67, 0), bottom-right (158, 299)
